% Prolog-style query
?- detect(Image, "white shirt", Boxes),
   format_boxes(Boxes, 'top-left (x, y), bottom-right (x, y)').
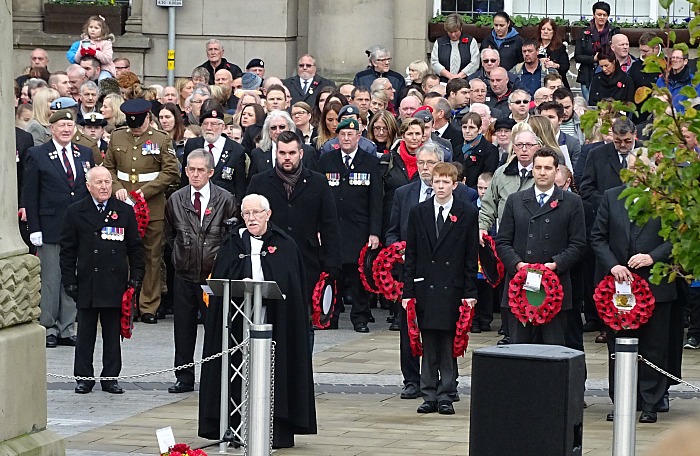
top-left (535, 185), bottom-right (555, 206)
top-left (191, 182), bottom-right (211, 224)
top-left (300, 78), bottom-right (311, 92)
top-left (53, 140), bottom-right (76, 177)
top-left (517, 162), bottom-right (533, 176)
top-left (206, 136), bottom-right (226, 166)
top-left (419, 180), bottom-right (432, 203)
top-left (271, 142), bottom-right (277, 167)
top-left (433, 196), bottom-right (454, 222)
top-left (618, 153), bottom-right (628, 165)
top-left (434, 122), bottom-right (449, 137)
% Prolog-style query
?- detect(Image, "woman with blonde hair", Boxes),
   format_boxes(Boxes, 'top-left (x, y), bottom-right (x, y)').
top-left (369, 90), bottom-right (389, 115)
top-left (175, 77), bottom-right (194, 111)
top-left (208, 84), bottom-right (228, 107)
top-left (24, 87), bottom-right (59, 146)
top-left (528, 115), bottom-right (573, 169)
top-left (100, 93), bottom-right (126, 128)
top-left (402, 60), bottom-right (432, 99)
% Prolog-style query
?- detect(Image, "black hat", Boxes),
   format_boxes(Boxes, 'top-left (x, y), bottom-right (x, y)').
top-left (335, 118), bottom-right (360, 133)
top-left (493, 117), bottom-right (516, 131)
top-left (79, 112), bottom-right (107, 127)
top-left (199, 107), bottom-right (226, 124)
top-left (359, 245), bottom-right (382, 293)
top-left (479, 233), bottom-right (504, 286)
top-left (120, 98), bottom-right (152, 128)
top-left (246, 58), bottom-right (265, 69)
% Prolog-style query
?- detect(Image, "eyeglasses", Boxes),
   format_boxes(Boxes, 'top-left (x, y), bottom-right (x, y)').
top-left (510, 99), bottom-right (529, 105)
top-left (373, 125), bottom-right (388, 132)
top-left (376, 58), bottom-right (392, 63)
top-left (472, 89), bottom-right (487, 93)
top-left (298, 63), bottom-right (314, 68)
top-left (115, 66), bottom-right (130, 70)
top-left (190, 100), bottom-right (203, 104)
top-left (241, 209), bottom-right (267, 219)
top-left (201, 121), bottom-right (224, 127)
top-left (417, 160), bottom-right (438, 167)
top-left (514, 143), bottom-right (539, 150)
top-left (670, 57), bottom-right (687, 61)
top-left (482, 59), bottom-right (498, 64)
top-left (269, 125), bottom-right (287, 131)
top-left (291, 111), bottom-right (310, 116)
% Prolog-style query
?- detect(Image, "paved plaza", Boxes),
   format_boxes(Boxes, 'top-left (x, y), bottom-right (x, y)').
top-left (46, 309), bottom-right (700, 455)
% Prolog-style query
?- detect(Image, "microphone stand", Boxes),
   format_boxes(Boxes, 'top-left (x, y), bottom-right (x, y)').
top-left (221, 216), bottom-right (239, 447)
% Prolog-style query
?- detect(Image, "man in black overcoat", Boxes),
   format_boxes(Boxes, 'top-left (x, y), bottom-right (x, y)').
top-left (181, 105), bottom-right (246, 204)
top-left (247, 131), bottom-right (341, 318)
top-left (402, 162), bottom-right (479, 415)
top-left (590, 153), bottom-right (677, 423)
top-left (198, 194), bottom-right (316, 449)
top-left (496, 148), bottom-right (587, 344)
top-left (317, 118), bottom-right (382, 332)
top-left (283, 54), bottom-right (336, 107)
top-left (60, 166), bottom-right (145, 394)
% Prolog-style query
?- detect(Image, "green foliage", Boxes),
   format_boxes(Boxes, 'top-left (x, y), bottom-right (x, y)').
top-left (429, 13), bottom-right (690, 29)
top-left (48, 0), bottom-right (116, 5)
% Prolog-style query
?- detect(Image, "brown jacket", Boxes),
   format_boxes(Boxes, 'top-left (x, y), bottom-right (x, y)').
top-left (165, 183), bottom-right (238, 283)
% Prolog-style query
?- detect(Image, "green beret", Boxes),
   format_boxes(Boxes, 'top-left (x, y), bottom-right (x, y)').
top-left (336, 118), bottom-right (360, 133)
top-left (49, 109), bottom-right (75, 124)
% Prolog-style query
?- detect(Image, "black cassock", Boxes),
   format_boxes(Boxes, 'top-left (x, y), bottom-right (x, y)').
top-left (198, 223), bottom-right (317, 448)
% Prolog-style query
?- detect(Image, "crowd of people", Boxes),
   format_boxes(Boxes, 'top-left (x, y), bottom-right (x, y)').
top-left (11, 0), bottom-right (700, 445)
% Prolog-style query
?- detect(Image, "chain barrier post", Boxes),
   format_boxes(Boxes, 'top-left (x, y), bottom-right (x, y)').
top-left (247, 324), bottom-right (273, 456)
top-left (613, 337), bottom-right (638, 456)
top-left (218, 282), bottom-right (232, 454)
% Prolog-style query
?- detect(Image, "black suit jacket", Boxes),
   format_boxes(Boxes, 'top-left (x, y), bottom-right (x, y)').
top-left (283, 74), bottom-right (336, 107)
top-left (16, 127), bottom-right (33, 205)
top-left (435, 123), bottom-right (463, 154)
top-left (23, 141), bottom-right (94, 243)
top-left (181, 137), bottom-right (246, 204)
top-left (386, 181), bottom-right (478, 245)
top-left (317, 148), bottom-right (382, 264)
top-left (579, 142), bottom-right (639, 210)
top-left (496, 186), bottom-right (587, 310)
top-left (402, 197), bottom-right (479, 330)
top-left (573, 140), bottom-right (604, 184)
top-left (247, 167), bottom-right (342, 287)
top-left (590, 186), bottom-right (676, 302)
top-left (60, 196), bottom-right (145, 309)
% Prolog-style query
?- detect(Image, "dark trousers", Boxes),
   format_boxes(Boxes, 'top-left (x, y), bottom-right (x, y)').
top-left (606, 302), bottom-right (671, 411)
top-left (474, 280), bottom-right (494, 328)
top-left (420, 329), bottom-right (456, 403)
top-left (173, 276), bottom-right (208, 385)
top-left (398, 304), bottom-right (420, 387)
top-left (74, 307), bottom-right (121, 388)
top-left (686, 284), bottom-right (700, 339)
top-left (509, 310), bottom-right (566, 345)
top-left (334, 264), bottom-right (371, 326)
top-left (580, 256), bottom-right (598, 325)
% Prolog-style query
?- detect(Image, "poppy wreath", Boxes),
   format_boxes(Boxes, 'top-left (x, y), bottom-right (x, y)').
top-left (372, 241), bottom-right (406, 301)
top-left (405, 298), bottom-right (423, 356)
top-left (481, 233), bottom-right (505, 287)
top-left (120, 286), bottom-right (136, 339)
top-left (130, 191), bottom-right (150, 237)
top-left (593, 274), bottom-right (656, 331)
top-left (311, 272), bottom-right (337, 329)
top-left (453, 299), bottom-right (475, 358)
top-left (358, 244), bottom-right (381, 293)
top-left (508, 263), bottom-right (564, 325)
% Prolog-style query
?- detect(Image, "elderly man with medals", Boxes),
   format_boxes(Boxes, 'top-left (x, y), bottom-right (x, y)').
top-left (198, 194), bottom-right (317, 449)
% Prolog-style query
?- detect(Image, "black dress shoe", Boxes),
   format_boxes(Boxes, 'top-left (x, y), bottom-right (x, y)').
top-left (386, 315), bottom-right (395, 323)
top-left (400, 383), bottom-right (419, 399)
top-left (328, 320), bottom-right (339, 330)
top-left (595, 331), bottom-right (608, 343)
top-left (498, 327), bottom-right (506, 335)
top-left (102, 383), bottom-right (124, 394)
top-left (141, 313), bottom-right (157, 324)
top-left (497, 336), bottom-right (510, 345)
top-left (417, 401), bottom-right (438, 413)
top-left (46, 334), bottom-right (58, 348)
top-left (582, 321), bottom-right (599, 332)
top-left (656, 393), bottom-right (670, 412)
top-left (155, 308), bottom-right (166, 320)
top-left (168, 382), bottom-right (194, 393)
top-left (449, 392), bottom-right (460, 403)
top-left (389, 321), bottom-right (400, 331)
top-left (438, 401), bottom-right (455, 415)
top-left (479, 324), bottom-right (491, 332)
top-left (471, 325), bottom-right (482, 333)
top-left (639, 411), bottom-right (657, 423)
top-left (75, 382), bottom-right (92, 394)
top-left (606, 411), bottom-right (614, 422)
top-left (57, 335), bottom-right (77, 346)
top-left (368, 315), bottom-right (375, 323)
top-left (354, 323), bottom-right (369, 333)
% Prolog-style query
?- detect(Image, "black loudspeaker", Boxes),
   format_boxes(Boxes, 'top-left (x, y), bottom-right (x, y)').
top-left (469, 344), bottom-right (585, 456)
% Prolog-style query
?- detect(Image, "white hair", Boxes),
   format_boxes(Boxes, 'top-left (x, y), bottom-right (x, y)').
top-left (242, 194), bottom-right (270, 211)
top-left (469, 103), bottom-right (491, 116)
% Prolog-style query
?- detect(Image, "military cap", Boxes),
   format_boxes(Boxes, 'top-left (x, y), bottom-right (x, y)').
top-left (224, 114), bottom-right (234, 126)
top-left (120, 98), bottom-right (152, 128)
top-left (241, 72), bottom-right (262, 90)
top-left (79, 112), bottom-right (107, 127)
top-left (412, 105), bottom-right (434, 123)
top-left (335, 118), bottom-right (360, 133)
top-left (49, 109), bottom-right (75, 124)
top-left (50, 97), bottom-right (78, 110)
top-left (200, 107), bottom-right (225, 124)
top-left (246, 58), bottom-right (265, 69)
top-left (338, 104), bottom-right (361, 120)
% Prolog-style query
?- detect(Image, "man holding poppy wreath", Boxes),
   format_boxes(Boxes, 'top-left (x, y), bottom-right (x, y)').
top-left (590, 151), bottom-right (677, 424)
top-left (496, 147), bottom-right (586, 344)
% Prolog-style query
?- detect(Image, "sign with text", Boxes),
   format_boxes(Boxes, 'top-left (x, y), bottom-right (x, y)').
top-left (157, 0), bottom-right (183, 6)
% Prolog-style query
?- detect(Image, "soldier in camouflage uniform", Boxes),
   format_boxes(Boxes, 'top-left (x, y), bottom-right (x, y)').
top-left (102, 99), bottom-right (180, 324)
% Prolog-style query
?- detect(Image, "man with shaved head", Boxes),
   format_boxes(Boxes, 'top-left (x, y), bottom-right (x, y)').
top-left (485, 67), bottom-right (514, 115)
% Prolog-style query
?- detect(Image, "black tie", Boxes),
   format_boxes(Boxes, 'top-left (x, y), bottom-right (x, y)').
top-left (426, 188), bottom-right (433, 199)
top-left (302, 80), bottom-right (309, 93)
top-left (520, 168), bottom-right (529, 185)
top-left (621, 155), bottom-right (627, 169)
top-left (436, 206), bottom-right (445, 238)
top-left (97, 203), bottom-right (105, 213)
top-left (344, 154), bottom-right (352, 169)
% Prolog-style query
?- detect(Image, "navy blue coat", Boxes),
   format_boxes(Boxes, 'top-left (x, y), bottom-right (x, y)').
top-left (23, 141), bottom-right (94, 244)
top-left (353, 67), bottom-right (406, 104)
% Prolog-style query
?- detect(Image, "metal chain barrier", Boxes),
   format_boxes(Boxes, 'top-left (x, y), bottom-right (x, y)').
top-left (611, 353), bottom-right (700, 393)
top-left (46, 339), bottom-right (249, 382)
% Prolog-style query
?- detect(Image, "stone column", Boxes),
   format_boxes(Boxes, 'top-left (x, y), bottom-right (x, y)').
top-left (0, 1), bottom-right (65, 455)
top-left (393, 0), bottom-right (432, 77)
top-left (11, 0), bottom-right (43, 32)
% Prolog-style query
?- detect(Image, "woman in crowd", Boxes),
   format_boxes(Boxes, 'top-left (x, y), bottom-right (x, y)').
top-left (158, 103), bottom-right (186, 161)
top-left (239, 103), bottom-right (266, 131)
top-left (457, 112), bottom-right (499, 187)
top-left (175, 77), bottom-right (194, 111)
top-left (430, 13), bottom-right (480, 82)
top-left (315, 101), bottom-right (342, 150)
top-left (291, 101), bottom-right (314, 145)
top-left (191, 67), bottom-right (210, 86)
top-left (367, 109), bottom-right (399, 155)
top-left (369, 90), bottom-right (389, 115)
top-left (311, 85), bottom-right (336, 129)
top-left (537, 18), bottom-right (570, 88)
top-left (24, 87), bottom-right (59, 146)
top-left (528, 115), bottom-right (573, 170)
top-left (480, 11), bottom-right (524, 71)
top-left (208, 85), bottom-right (228, 107)
top-left (16, 104), bottom-right (33, 130)
top-left (588, 50), bottom-right (635, 106)
top-left (101, 93), bottom-right (126, 129)
top-left (232, 92), bottom-right (262, 125)
top-left (401, 60), bottom-right (431, 99)
top-left (574, 1), bottom-right (618, 101)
